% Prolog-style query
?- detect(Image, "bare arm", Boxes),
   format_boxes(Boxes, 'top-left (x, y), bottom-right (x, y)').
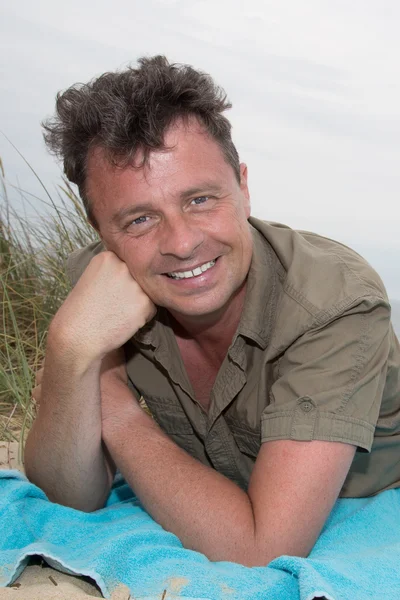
top-left (24, 251), bottom-right (155, 511)
top-left (24, 329), bottom-right (115, 511)
top-left (101, 377), bottom-right (356, 566)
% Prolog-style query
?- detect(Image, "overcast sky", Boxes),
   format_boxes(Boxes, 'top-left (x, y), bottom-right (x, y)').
top-left (1, 0), bottom-right (399, 299)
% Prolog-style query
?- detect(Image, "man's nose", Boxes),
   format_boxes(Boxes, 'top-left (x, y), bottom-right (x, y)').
top-left (159, 214), bottom-right (204, 259)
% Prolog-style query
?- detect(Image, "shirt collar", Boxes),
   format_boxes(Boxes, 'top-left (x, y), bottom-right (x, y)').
top-left (235, 220), bottom-right (280, 349)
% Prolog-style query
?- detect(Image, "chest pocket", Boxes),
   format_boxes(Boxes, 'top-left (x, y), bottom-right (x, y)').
top-left (142, 395), bottom-right (195, 456)
top-left (225, 417), bottom-right (261, 459)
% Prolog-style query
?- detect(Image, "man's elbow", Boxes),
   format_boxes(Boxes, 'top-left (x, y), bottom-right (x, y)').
top-left (46, 492), bottom-right (107, 513)
top-left (25, 465), bottom-right (109, 513)
top-left (237, 547), bottom-right (309, 568)
top-left (229, 548), bottom-right (309, 568)
top-left (217, 535), bottom-right (310, 567)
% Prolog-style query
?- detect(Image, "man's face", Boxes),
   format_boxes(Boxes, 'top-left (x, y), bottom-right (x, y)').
top-left (85, 118), bottom-right (253, 321)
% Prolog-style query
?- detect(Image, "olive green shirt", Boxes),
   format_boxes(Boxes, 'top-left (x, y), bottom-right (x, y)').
top-left (66, 217), bottom-right (400, 498)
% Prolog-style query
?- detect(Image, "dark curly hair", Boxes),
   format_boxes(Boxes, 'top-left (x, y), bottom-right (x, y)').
top-left (42, 55), bottom-right (240, 224)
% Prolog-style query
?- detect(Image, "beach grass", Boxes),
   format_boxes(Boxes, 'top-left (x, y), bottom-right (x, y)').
top-left (0, 160), bottom-right (98, 450)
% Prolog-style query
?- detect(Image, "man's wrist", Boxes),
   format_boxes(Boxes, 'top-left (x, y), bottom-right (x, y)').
top-left (47, 318), bottom-right (103, 373)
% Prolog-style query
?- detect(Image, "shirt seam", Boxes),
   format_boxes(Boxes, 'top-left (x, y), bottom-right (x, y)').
top-left (261, 432), bottom-right (370, 448)
top-left (282, 284), bottom-right (383, 332)
top-left (337, 311), bottom-right (370, 414)
top-left (332, 252), bottom-right (387, 298)
top-left (261, 411), bottom-right (374, 450)
top-left (261, 410), bottom-right (375, 433)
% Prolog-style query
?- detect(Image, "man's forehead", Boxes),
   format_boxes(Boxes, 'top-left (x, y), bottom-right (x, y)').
top-left (86, 126), bottom-right (230, 198)
top-left (87, 117), bottom-right (211, 170)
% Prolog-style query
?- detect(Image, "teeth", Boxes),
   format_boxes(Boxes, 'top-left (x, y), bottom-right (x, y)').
top-left (168, 260), bottom-right (216, 280)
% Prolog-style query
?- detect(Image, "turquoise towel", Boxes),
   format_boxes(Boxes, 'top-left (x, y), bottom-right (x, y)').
top-left (1, 469), bottom-right (399, 599)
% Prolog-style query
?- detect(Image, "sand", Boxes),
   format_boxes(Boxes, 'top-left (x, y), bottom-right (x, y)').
top-left (0, 441), bottom-right (23, 472)
top-left (0, 565), bottom-right (132, 598)
top-left (0, 564), bottom-right (105, 599)
top-left (0, 441), bottom-right (132, 600)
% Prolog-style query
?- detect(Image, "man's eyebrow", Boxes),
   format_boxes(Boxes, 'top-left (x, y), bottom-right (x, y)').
top-left (111, 204), bottom-right (153, 224)
top-left (179, 183), bottom-right (224, 200)
top-left (110, 183), bottom-right (223, 223)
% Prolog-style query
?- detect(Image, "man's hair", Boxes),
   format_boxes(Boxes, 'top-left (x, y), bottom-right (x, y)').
top-left (42, 55), bottom-right (240, 223)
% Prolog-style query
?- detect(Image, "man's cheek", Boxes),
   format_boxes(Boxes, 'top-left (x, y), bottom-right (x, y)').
top-left (125, 265), bottom-right (152, 293)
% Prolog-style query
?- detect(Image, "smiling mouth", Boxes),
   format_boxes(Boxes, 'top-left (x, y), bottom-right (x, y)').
top-left (165, 259), bottom-right (216, 280)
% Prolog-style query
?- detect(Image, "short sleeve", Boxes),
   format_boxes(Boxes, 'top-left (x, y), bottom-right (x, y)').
top-left (261, 298), bottom-right (391, 451)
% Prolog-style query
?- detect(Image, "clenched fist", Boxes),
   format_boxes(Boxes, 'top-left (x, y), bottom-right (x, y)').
top-left (51, 251), bottom-right (156, 361)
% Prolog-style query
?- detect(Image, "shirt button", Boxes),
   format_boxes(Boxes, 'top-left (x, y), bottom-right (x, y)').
top-left (300, 400), bottom-right (313, 412)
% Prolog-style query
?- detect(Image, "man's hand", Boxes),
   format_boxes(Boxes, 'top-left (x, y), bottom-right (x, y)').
top-left (52, 251), bottom-right (156, 361)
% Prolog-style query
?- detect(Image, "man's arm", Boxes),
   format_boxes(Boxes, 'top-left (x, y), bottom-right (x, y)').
top-left (24, 251), bottom-right (156, 510)
top-left (24, 329), bottom-right (116, 511)
top-left (102, 299), bottom-right (391, 564)
top-left (101, 374), bottom-right (356, 566)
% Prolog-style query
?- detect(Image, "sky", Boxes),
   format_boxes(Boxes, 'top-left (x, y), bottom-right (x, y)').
top-left (1, 0), bottom-right (399, 300)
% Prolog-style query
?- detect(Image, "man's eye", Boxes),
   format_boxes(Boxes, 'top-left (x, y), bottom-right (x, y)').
top-left (191, 196), bottom-right (209, 205)
top-left (131, 216), bottom-right (149, 225)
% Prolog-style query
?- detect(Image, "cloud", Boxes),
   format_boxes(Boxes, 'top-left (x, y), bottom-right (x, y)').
top-left (0, 0), bottom-right (399, 298)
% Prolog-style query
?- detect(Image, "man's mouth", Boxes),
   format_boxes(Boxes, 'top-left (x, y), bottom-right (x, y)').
top-left (166, 259), bottom-right (216, 280)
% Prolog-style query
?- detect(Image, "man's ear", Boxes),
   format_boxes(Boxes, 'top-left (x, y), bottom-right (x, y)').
top-left (239, 163), bottom-right (251, 218)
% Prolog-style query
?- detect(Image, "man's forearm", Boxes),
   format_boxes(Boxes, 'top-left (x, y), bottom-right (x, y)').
top-left (103, 410), bottom-right (264, 565)
top-left (24, 328), bottom-right (111, 511)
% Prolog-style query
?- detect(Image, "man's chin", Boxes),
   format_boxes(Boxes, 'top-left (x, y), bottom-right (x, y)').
top-left (160, 292), bottom-right (234, 322)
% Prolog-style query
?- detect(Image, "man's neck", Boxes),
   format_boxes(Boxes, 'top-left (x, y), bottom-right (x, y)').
top-left (168, 281), bottom-right (247, 363)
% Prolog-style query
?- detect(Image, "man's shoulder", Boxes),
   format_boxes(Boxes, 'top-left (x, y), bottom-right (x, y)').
top-left (249, 217), bottom-right (389, 330)
top-left (66, 240), bottom-right (105, 286)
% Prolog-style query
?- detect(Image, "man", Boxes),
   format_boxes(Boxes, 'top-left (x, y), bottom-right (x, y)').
top-left (25, 56), bottom-right (400, 567)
